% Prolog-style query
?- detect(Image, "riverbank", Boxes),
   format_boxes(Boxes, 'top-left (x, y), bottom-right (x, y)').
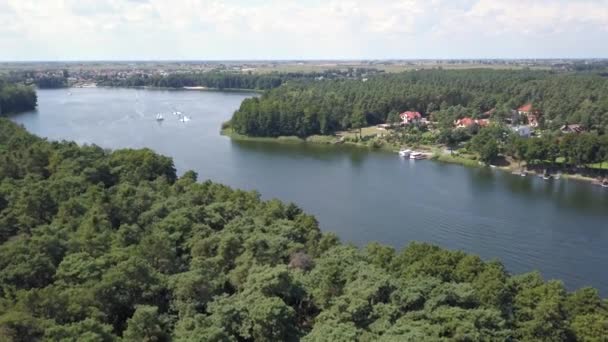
top-left (223, 127), bottom-right (606, 186)
top-left (221, 127), bottom-right (396, 151)
top-left (94, 85), bottom-right (265, 93)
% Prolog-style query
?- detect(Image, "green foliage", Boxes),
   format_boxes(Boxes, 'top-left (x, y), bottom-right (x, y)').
top-left (230, 69), bottom-right (608, 137)
top-left (94, 68), bottom-right (377, 90)
top-left (0, 118), bottom-right (606, 341)
top-left (0, 79), bottom-right (37, 115)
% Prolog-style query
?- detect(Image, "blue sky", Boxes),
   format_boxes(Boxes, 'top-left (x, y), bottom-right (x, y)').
top-left (0, 0), bottom-right (607, 61)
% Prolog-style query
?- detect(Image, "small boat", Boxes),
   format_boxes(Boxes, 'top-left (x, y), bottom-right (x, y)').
top-left (543, 174), bottom-right (552, 180)
top-left (155, 113), bottom-right (164, 121)
top-left (602, 180), bottom-right (608, 188)
top-left (409, 152), bottom-right (425, 160)
top-left (554, 173), bottom-right (562, 180)
top-left (173, 111), bottom-right (182, 116)
top-left (398, 149), bottom-right (411, 157)
top-left (180, 115), bottom-right (191, 123)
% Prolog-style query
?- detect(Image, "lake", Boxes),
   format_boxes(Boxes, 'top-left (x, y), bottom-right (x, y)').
top-left (9, 87), bottom-right (608, 295)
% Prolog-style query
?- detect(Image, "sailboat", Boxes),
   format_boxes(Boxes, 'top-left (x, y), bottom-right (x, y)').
top-left (155, 113), bottom-right (164, 121)
top-left (179, 115), bottom-right (191, 122)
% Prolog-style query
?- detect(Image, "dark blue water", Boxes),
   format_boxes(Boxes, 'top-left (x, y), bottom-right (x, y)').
top-left (10, 88), bottom-right (608, 295)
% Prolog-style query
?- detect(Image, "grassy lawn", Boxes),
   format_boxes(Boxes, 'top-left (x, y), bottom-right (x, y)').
top-left (588, 162), bottom-right (608, 170)
top-left (305, 135), bottom-right (338, 144)
top-left (432, 153), bottom-right (481, 168)
top-left (221, 128), bottom-right (304, 144)
top-left (337, 126), bottom-right (386, 139)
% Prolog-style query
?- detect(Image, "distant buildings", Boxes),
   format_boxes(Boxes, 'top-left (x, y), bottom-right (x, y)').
top-left (512, 125), bottom-right (532, 137)
top-left (400, 111), bottom-right (422, 125)
top-left (454, 117), bottom-right (490, 128)
top-left (560, 124), bottom-right (585, 134)
top-left (517, 103), bottom-right (541, 127)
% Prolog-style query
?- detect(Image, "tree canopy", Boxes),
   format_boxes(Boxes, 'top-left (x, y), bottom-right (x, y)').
top-left (1, 118), bottom-right (607, 341)
top-left (229, 69), bottom-right (608, 137)
top-left (0, 79), bottom-right (37, 115)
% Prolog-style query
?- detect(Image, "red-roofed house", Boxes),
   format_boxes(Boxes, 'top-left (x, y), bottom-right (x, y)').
top-left (477, 119), bottom-right (490, 127)
top-left (454, 117), bottom-right (475, 128)
top-left (400, 111), bottom-right (422, 125)
top-left (454, 117), bottom-right (490, 128)
top-left (517, 103), bottom-right (541, 127)
top-left (517, 104), bottom-right (533, 115)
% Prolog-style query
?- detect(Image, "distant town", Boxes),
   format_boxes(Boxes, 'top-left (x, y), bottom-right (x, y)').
top-left (1, 59), bottom-right (608, 88)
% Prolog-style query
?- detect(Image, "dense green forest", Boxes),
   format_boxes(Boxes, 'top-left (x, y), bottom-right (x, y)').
top-left (1, 118), bottom-right (607, 341)
top-left (0, 79), bottom-right (37, 114)
top-left (95, 69), bottom-right (377, 90)
top-left (229, 69), bottom-right (608, 137)
top-left (4, 71), bottom-right (69, 89)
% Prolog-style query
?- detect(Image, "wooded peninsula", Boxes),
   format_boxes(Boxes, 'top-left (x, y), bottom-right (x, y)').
top-left (226, 69), bottom-right (608, 177)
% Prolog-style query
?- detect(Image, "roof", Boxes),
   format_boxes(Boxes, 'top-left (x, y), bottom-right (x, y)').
top-left (400, 111), bottom-right (422, 120)
top-left (481, 108), bottom-right (496, 117)
top-left (518, 103), bottom-right (533, 112)
top-left (455, 117), bottom-right (475, 126)
top-left (561, 124), bottom-right (584, 133)
top-left (477, 119), bottom-right (490, 127)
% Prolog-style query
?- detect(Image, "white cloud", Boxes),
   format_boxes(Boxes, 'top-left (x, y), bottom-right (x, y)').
top-left (0, 0), bottom-right (607, 60)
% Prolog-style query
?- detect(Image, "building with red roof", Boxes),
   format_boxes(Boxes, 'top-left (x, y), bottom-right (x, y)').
top-left (517, 103), bottom-right (533, 114)
top-left (399, 111), bottom-right (422, 125)
top-left (454, 117), bottom-right (475, 128)
top-left (477, 119), bottom-right (490, 127)
top-left (454, 117), bottom-right (490, 128)
top-left (517, 103), bottom-right (541, 127)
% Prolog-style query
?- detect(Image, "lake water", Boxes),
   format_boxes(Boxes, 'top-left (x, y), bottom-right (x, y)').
top-left (9, 88), bottom-right (608, 295)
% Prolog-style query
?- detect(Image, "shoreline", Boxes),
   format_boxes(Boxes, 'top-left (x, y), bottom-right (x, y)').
top-left (96, 85), bottom-right (265, 93)
top-left (222, 128), bottom-right (604, 186)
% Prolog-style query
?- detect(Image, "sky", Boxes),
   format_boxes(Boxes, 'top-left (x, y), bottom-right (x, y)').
top-left (1, 0), bottom-right (607, 61)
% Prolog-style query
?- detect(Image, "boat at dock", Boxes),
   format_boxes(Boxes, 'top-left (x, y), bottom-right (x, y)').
top-left (409, 152), bottom-right (425, 160)
top-left (398, 149), bottom-right (411, 157)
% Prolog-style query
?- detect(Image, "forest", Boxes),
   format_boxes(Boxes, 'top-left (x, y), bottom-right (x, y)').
top-left (1, 115), bottom-right (608, 341)
top-left (228, 69), bottom-right (608, 137)
top-left (0, 79), bottom-right (37, 114)
top-left (95, 68), bottom-right (378, 90)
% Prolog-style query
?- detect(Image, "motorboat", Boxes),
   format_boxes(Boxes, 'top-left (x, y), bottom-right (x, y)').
top-left (409, 152), bottom-right (425, 160)
top-left (398, 149), bottom-right (411, 157)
